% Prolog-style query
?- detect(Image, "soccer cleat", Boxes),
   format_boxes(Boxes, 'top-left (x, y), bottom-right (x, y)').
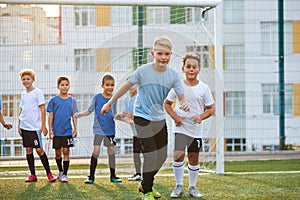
top-left (138, 182), bottom-right (161, 198)
top-left (188, 186), bottom-right (203, 198)
top-left (84, 177), bottom-right (94, 184)
top-left (110, 176), bottom-right (122, 183)
top-left (142, 192), bottom-right (155, 200)
top-left (57, 171), bottom-right (63, 181)
top-left (25, 174), bottom-right (37, 182)
top-left (128, 174), bottom-right (142, 181)
top-left (60, 174), bottom-right (68, 183)
top-left (47, 172), bottom-right (57, 182)
top-left (170, 185), bottom-right (184, 198)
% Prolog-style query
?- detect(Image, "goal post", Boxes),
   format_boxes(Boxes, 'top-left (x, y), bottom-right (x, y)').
top-left (1, 0), bottom-right (222, 7)
top-left (0, 0), bottom-right (224, 174)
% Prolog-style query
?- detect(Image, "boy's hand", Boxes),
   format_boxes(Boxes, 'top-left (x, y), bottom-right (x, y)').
top-left (18, 127), bottom-right (23, 137)
top-left (101, 102), bottom-right (111, 115)
top-left (192, 115), bottom-right (202, 124)
top-left (3, 123), bottom-right (12, 130)
top-left (74, 113), bottom-right (80, 118)
top-left (179, 102), bottom-right (190, 112)
top-left (174, 115), bottom-right (184, 127)
top-left (41, 126), bottom-right (48, 136)
top-left (73, 130), bottom-right (77, 138)
top-left (49, 131), bottom-right (54, 139)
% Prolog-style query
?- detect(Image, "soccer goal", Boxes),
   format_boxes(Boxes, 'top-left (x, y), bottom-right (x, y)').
top-left (0, 0), bottom-right (224, 173)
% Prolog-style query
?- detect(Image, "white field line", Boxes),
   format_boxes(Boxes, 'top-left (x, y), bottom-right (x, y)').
top-left (1, 170), bottom-right (300, 180)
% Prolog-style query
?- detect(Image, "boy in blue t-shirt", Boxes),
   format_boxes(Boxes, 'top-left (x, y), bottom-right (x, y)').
top-left (47, 76), bottom-right (79, 182)
top-left (76, 74), bottom-right (122, 183)
top-left (101, 36), bottom-right (190, 200)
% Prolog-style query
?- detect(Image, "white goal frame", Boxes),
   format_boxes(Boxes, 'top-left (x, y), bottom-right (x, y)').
top-left (1, 0), bottom-right (224, 174)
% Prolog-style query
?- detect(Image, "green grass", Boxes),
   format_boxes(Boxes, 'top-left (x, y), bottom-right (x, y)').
top-left (0, 159), bottom-right (299, 199)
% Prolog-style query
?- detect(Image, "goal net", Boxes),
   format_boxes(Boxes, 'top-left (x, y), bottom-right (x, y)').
top-left (0, 0), bottom-right (223, 173)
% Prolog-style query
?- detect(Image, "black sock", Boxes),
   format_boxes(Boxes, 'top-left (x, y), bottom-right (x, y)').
top-left (63, 161), bottom-right (70, 175)
top-left (109, 154), bottom-right (115, 177)
top-left (56, 157), bottom-right (63, 172)
top-left (90, 154), bottom-right (98, 180)
top-left (40, 153), bottom-right (51, 174)
top-left (26, 153), bottom-right (35, 175)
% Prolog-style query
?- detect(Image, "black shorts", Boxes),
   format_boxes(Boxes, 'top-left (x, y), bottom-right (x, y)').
top-left (174, 133), bottom-right (202, 152)
top-left (53, 136), bottom-right (74, 149)
top-left (21, 129), bottom-right (43, 148)
top-left (93, 134), bottom-right (116, 147)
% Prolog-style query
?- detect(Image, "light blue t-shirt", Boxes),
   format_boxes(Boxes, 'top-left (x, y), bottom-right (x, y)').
top-left (129, 63), bottom-right (184, 121)
top-left (123, 94), bottom-right (137, 136)
top-left (88, 93), bottom-right (117, 136)
top-left (47, 95), bottom-right (79, 136)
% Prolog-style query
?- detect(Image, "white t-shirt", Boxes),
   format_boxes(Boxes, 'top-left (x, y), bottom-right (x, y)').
top-left (19, 88), bottom-right (45, 131)
top-left (166, 80), bottom-right (214, 138)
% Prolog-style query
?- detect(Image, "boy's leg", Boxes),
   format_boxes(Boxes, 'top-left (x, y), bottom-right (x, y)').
top-left (37, 148), bottom-right (51, 175)
top-left (89, 146), bottom-right (100, 180)
top-left (187, 152), bottom-right (200, 188)
top-left (134, 117), bottom-right (167, 194)
top-left (55, 148), bottom-right (63, 172)
top-left (133, 136), bottom-right (142, 175)
top-left (26, 147), bottom-right (35, 175)
top-left (63, 147), bottom-right (70, 175)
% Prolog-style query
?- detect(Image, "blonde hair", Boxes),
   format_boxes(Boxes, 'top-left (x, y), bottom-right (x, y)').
top-left (153, 36), bottom-right (173, 51)
top-left (19, 69), bottom-right (35, 80)
top-left (182, 52), bottom-right (201, 67)
top-left (57, 75), bottom-right (70, 87)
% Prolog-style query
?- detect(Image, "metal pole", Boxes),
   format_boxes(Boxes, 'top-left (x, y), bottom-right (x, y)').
top-left (138, 6), bottom-right (143, 66)
top-left (278, 0), bottom-right (285, 150)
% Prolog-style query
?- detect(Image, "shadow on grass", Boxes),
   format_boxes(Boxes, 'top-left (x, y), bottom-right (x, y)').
top-left (15, 182), bottom-right (37, 200)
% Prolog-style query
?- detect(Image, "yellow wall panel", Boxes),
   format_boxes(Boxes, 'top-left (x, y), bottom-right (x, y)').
top-left (96, 48), bottom-right (111, 72)
top-left (293, 83), bottom-right (300, 116)
top-left (209, 45), bottom-right (225, 69)
top-left (96, 6), bottom-right (110, 27)
top-left (293, 21), bottom-right (300, 53)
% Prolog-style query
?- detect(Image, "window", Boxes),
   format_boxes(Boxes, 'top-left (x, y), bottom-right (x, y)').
top-left (110, 6), bottom-right (132, 26)
top-left (262, 84), bottom-right (293, 115)
top-left (1, 94), bottom-right (17, 117)
top-left (74, 49), bottom-right (95, 71)
top-left (74, 6), bottom-right (95, 26)
top-left (224, 45), bottom-right (245, 70)
top-left (226, 138), bottom-right (246, 151)
top-left (124, 138), bottom-right (133, 154)
top-left (147, 7), bottom-right (170, 25)
top-left (186, 7), bottom-right (201, 23)
top-left (223, 0), bottom-right (244, 24)
top-left (186, 45), bottom-right (210, 68)
top-left (261, 21), bottom-right (292, 55)
top-left (225, 92), bottom-right (245, 116)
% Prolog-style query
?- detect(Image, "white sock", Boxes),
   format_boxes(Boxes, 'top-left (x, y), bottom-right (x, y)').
top-left (188, 164), bottom-right (199, 187)
top-left (172, 161), bottom-right (185, 186)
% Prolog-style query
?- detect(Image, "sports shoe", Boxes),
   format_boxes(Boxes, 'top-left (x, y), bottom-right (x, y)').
top-left (138, 182), bottom-right (161, 198)
top-left (25, 174), bottom-right (37, 182)
top-left (60, 174), bottom-right (68, 183)
top-left (47, 172), bottom-right (56, 182)
top-left (188, 186), bottom-right (203, 198)
top-left (170, 185), bottom-right (184, 198)
top-left (57, 171), bottom-right (63, 181)
top-left (142, 192), bottom-right (155, 200)
top-left (110, 176), bottom-right (122, 183)
top-left (84, 179), bottom-right (94, 184)
top-left (128, 174), bottom-right (142, 181)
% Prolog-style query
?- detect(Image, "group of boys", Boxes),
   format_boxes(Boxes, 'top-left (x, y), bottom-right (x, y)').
top-left (0, 36), bottom-right (215, 200)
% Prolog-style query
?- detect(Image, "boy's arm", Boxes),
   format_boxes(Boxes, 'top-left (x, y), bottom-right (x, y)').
top-left (48, 112), bottom-right (54, 139)
top-left (164, 99), bottom-right (183, 127)
top-left (101, 81), bottom-right (134, 115)
top-left (192, 104), bottom-right (215, 124)
top-left (177, 94), bottom-right (190, 112)
top-left (75, 110), bottom-right (92, 118)
top-left (39, 104), bottom-right (48, 136)
top-left (72, 114), bottom-right (78, 138)
top-left (0, 111), bottom-right (12, 130)
top-left (18, 108), bottom-right (22, 136)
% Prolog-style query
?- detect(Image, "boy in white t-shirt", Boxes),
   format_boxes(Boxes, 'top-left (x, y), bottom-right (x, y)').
top-left (164, 52), bottom-right (215, 198)
top-left (18, 69), bottom-right (56, 183)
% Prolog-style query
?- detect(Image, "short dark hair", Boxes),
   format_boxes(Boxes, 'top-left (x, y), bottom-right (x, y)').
top-left (57, 75), bottom-right (70, 87)
top-left (182, 52), bottom-right (200, 67)
top-left (101, 74), bottom-right (114, 85)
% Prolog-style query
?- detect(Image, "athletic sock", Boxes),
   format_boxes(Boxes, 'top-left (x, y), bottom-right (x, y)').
top-left (26, 153), bottom-right (35, 175)
top-left (56, 157), bottom-right (63, 172)
top-left (63, 161), bottom-right (70, 175)
top-left (109, 154), bottom-right (116, 177)
top-left (173, 161), bottom-right (185, 186)
top-left (188, 164), bottom-right (199, 188)
top-left (89, 153), bottom-right (98, 180)
top-left (40, 153), bottom-right (51, 174)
